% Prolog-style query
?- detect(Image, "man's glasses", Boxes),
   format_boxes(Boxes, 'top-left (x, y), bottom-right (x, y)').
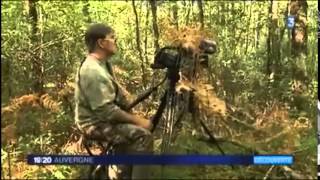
top-left (103, 37), bottom-right (116, 43)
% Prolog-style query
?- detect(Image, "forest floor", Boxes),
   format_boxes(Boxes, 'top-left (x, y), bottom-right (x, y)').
top-left (1, 119), bottom-right (316, 179)
top-left (0, 91), bottom-right (317, 179)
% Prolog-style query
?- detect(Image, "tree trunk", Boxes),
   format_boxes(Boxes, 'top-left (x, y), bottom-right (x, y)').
top-left (279, 2), bottom-right (290, 45)
top-left (290, 0), bottom-right (308, 82)
top-left (220, 3), bottom-right (225, 25)
top-left (290, 0), bottom-right (308, 57)
top-left (149, 0), bottom-right (160, 52)
top-left (197, 0), bottom-right (204, 30)
top-left (186, 0), bottom-right (191, 25)
top-left (172, 2), bottom-right (179, 29)
top-left (266, 0), bottom-right (280, 77)
top-left (289, 0), bottom-right (308, 111)
top-left (3, 56), bottom-right (12, 99)
top-left (28, 0), bottom-right (44, 93)
top-left (255, 3), bottom-right (262, 49)
top-left (266, 1), bottom-right (272, 76)
top-left (271, 1), bottom-right (281, 78)
top-left (245, 3), bottom-right (252, 56)
top-left (144, 2), bottom-right (150, 65)
top-left (132, 0), bottom-right (146, 86)
top-left (232, 3), bottom-right (236, 56)
top-left (191, 0), bottom-right (195, 22)
top-left (82, 0), bottom-right (92, 23)
top-left (266, 37), bottom-right (271, 75)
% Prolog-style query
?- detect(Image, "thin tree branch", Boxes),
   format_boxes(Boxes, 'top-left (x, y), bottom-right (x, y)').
top-left (149, 0), bottom-right (160, 52)
top-left (263, 165), bottom-right (275, 180)
top-left (132, 0), bottom-right (146, 87)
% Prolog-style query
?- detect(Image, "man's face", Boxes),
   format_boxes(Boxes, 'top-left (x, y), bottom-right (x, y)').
top-left (100, 32), bottom-right (117, 55)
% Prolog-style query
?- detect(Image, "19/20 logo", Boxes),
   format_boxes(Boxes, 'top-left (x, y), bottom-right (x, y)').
top-left (33, 156), bottom-right (52, 164)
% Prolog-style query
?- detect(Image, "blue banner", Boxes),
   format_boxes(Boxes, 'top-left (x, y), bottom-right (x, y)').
top-left (27, 154), bottom-right (293, 166)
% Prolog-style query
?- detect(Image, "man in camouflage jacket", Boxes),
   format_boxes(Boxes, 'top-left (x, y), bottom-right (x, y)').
top-left (75, 23), bottom-right (153, 179)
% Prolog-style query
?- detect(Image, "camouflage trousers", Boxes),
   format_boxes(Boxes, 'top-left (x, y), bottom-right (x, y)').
top-left (82, 122), bottom-right (153, 179)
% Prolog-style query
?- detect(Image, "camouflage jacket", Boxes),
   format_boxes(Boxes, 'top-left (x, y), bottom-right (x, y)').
top-left (74, 56), bottom-right (129, 130)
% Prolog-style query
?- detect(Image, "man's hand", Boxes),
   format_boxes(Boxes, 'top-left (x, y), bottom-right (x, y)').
top-left (135, 116), bottom-right (152, 130)
top-left (107, 108), bottom-right (152, 130)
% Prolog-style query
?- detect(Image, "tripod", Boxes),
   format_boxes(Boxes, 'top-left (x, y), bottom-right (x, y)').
top-left (150, 65), bottom-right (226, 156)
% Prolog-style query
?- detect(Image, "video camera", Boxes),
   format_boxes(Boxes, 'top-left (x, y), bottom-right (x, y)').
top-left (150, 39), bottom-right (217, 70)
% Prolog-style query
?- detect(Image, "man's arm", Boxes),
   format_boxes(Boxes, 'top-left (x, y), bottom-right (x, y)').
top-left (81, 67), bottom-right (148, 127)
top-left (94, 103), bottom-right (141, 125)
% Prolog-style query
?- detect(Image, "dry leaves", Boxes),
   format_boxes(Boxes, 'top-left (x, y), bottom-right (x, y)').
top-left (176, 78), bottom-right (227, 119)
top-left (57, 82), bottom-right (75, 98)
top-left (193, 83), bottom-right (227, 118)
top-left (1, 93), bottom-right (62, 115)
top-left (1, 94), bottom-right (40, 115)
top-left (39, 94), bottom-right (61, 113)
top-left (161, 24), bottom-right (215, 51)
top-left (1, 124), bottom-right (17, 145)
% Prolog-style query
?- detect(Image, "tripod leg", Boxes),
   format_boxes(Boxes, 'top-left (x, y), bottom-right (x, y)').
top-left (92, 165), bottom-right (108, 180)
top-left (173, 90), bottom-right (192, 130)
top-left (190, 96), bottom-right (235, 170)
top-left (88, 165), bottom-right (95, 179)
top-left (171, 105), bottom-right (187, 142)
top-left (161, 91), bottom-right (177, 154)
top-left (151, 91), bottom-right (167, 132)
top-left (89, 164), bottom-right (108, 179)
top-left (198, 116), bottom-right (225, 155)
top-left (189, 93), bottom-right (225, 155)
top-left (87, 144), bottom-right (110, 180)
